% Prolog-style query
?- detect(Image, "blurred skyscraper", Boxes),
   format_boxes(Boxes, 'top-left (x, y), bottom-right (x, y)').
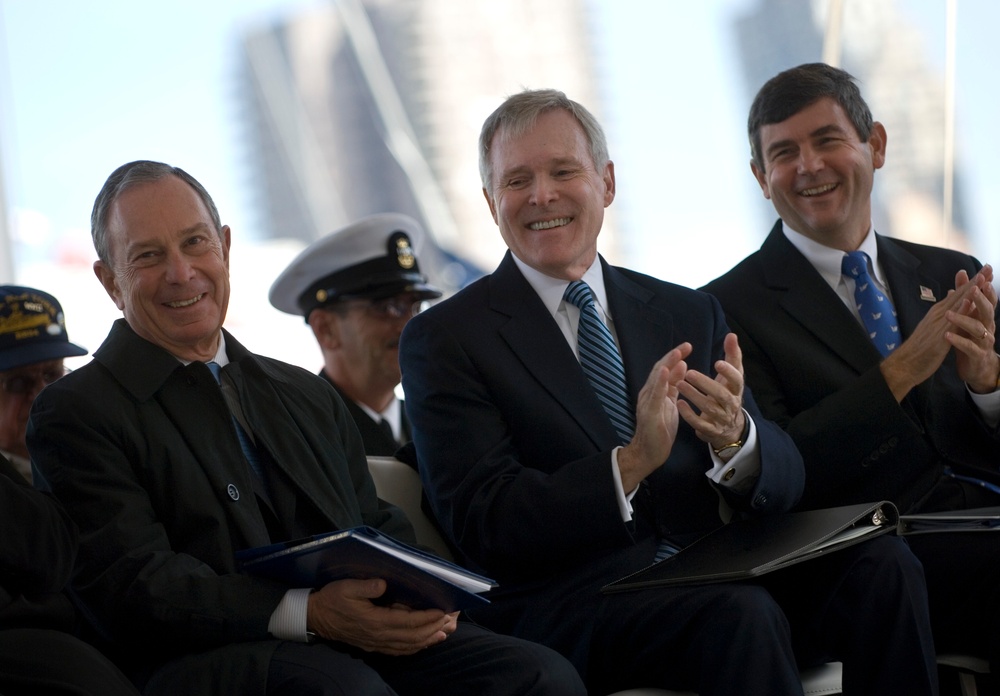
top-left (237, 0), bottom-right (613, 291)
top-left (734, 0), bottom-right (971, 250)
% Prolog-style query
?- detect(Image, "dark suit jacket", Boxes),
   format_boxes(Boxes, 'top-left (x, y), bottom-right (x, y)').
top-left (400, 253), bottom-right (803, 591)
top-left (702, 221), bottom-right (1000, 512)
top-left (320, 371), bottom-right (411, 457)
top-left (27, 320), bottom-right (414, 695)
top-left (0, 454), bottom-right (78, 632)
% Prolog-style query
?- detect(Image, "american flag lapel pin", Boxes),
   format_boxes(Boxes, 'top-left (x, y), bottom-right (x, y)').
top-left (919, 286), bottom-right (937, 302)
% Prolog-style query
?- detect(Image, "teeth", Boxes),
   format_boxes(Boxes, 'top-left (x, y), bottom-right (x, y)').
top-left (529, 217), bottom-right (571, 230)
top-left (801, 183), bottom-right (837, 196)
top-left (168, 294), bottom-right (203, 308)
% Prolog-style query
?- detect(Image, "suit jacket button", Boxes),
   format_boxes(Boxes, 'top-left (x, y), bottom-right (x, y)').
top-left (228, 484), bottom-right (240, 501)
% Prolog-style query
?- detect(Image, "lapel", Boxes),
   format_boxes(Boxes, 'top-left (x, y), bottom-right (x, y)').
top-left (325, 374), bottom-right (399, 454)
top-left (224, 334), bottom-right (356, 531)
top-left (490, 253), bottom-right (622, 450)
top-left (759, 223), bottom-right (883, 374)
top-left (602, 260), bottom-right (678, 400)
top-left (876, 234), bottom-right (940, 337)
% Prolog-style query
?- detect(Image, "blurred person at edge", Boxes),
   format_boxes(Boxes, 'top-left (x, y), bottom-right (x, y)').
top-left (0, 285), bottom-right (87, 483)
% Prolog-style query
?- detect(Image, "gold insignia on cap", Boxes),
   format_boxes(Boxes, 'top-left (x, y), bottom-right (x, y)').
top-left (395, 237), bottom-right (416, 270)
top-left (0, 292), bottom-right (57, 338)
top-left (316, 289), bottom-right (329, 303)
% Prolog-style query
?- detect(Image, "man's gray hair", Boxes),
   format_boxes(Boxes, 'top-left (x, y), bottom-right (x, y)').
top-left (90, 160), bottom-right (223, 266)
top-left (478, 89), bottom-right (609, 196)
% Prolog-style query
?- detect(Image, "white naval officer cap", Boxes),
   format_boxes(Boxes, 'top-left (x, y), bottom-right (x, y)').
top-left (269, 213), bottom-right (442, 319)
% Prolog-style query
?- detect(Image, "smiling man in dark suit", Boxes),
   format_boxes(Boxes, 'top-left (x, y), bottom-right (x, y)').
top-left (400, 88), bottom-right (938, 696)
top-left (25, 160), bottom-right (584, 696)
top-left (703, 62), bottom-right (1000, 686)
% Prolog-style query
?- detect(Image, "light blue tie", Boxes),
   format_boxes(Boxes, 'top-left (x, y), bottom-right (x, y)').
top-left (564, 281), bottom-right (635, 443)
top-left (841, 251), bottom-right (900, 357)
top-left (207, 362), bottom-right (269, 486)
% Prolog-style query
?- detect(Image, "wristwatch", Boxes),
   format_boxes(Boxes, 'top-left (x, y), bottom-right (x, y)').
top-left (713, 420), bottom-right (751, 461)
top-left (712, 439), bottom-right (744, 460)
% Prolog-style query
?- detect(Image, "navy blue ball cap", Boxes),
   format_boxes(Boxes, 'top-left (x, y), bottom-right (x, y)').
top-left (0, 285), bottom-right (88, 372)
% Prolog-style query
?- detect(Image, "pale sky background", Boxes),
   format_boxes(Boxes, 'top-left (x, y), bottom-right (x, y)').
top-left (1, 0), bottom-right (997, 371)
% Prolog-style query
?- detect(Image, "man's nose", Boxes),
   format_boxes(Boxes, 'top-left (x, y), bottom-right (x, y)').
top-left (164, 251), bottom-right (196, 282)
top-left (529, 176), bottom-right (558, 205)
top-left (797, 146), bottom-right (825, 174)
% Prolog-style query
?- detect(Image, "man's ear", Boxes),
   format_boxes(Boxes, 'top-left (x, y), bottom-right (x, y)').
top-left (750, 160), bottom-right (771, 200)
top-left (602, 161), bottom-right (616, 207)
top-left (869, 122), bottom-right (887, 170)
top-left (93, 260), bottom-right (125, 310)
top-left (308, 309), bottom-right (341, 350)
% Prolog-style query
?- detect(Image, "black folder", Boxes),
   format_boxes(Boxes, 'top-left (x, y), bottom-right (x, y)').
top-left (602, 501), bottom-right (897, 592)
top-left (898, 505), bottom-right (1000, 535)
top-left (237, 526), bottom-right (497, 612)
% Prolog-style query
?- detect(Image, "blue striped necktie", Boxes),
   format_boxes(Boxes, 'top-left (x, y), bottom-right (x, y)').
top-left (563, 281), bottom-right (635, 443)
top-left (841, 251), bottom-right (900, 357)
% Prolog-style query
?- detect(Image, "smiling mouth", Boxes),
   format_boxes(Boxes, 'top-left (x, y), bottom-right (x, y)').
top-left (800, 183), bottom-right (838, 197)
top-left (528, 217), bottom-right (572, 231)
top-left (166, 294), bottom-right (204, 308)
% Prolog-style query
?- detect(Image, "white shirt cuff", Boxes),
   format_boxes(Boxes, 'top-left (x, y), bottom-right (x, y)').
top-left (611, 446), bottom-right (636, 521)
top-left (704, 410), bottom-right (761, 494)
top-left (968, 379), bottom-right (1000, 429)
top-left (268, 588), bottom-right (312, 641)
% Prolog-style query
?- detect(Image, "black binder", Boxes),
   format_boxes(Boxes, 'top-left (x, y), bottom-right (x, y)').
top-left (602, 501), bottom-right (897, 592)
top-left (898, 505), bottom-right (1000, 535)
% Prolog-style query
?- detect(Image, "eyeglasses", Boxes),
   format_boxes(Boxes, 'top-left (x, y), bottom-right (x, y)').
top-left (0, 366), bottom-right (69, 395)
top-left (339, 296), bottom-right (424, 320)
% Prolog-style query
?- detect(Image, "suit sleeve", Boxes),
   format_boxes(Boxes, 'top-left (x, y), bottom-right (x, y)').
top-left (0, 456), bottom-right (77, 594)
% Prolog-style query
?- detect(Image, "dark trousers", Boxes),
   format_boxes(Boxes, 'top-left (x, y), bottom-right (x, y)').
top-left (0, 628), bottom-right (139, 696)
top-left (470, 535), bottom-right (937, 696)
top-left (266, 622), bottom-right (586, 696)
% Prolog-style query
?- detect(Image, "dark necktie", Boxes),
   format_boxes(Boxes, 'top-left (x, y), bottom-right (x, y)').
top-left (207, 362), bottom-right (269, 486)
top-left (378, 417), bottom-right (397, 444)
top-left (841, 251), bottom-right (900, 357)
top-left (563, 280), bottom-right (635, 443)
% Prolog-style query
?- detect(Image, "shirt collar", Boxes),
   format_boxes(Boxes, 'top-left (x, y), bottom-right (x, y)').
top-left (511, 254), bottom-right (611, 317)
top-left (356, 397), bottom-right (401, 435)
top-left (781, 221), bottom-right (888, 288)
top-left (170, 334), bottom-right (228, 367)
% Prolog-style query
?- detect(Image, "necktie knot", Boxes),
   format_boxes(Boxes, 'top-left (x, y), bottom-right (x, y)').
top-left (841, 250), bottom-right (870, 279)
top-left (207, 361), bottom-right (222, 382)
top-left (564, 280), bottom-right (596, 310)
